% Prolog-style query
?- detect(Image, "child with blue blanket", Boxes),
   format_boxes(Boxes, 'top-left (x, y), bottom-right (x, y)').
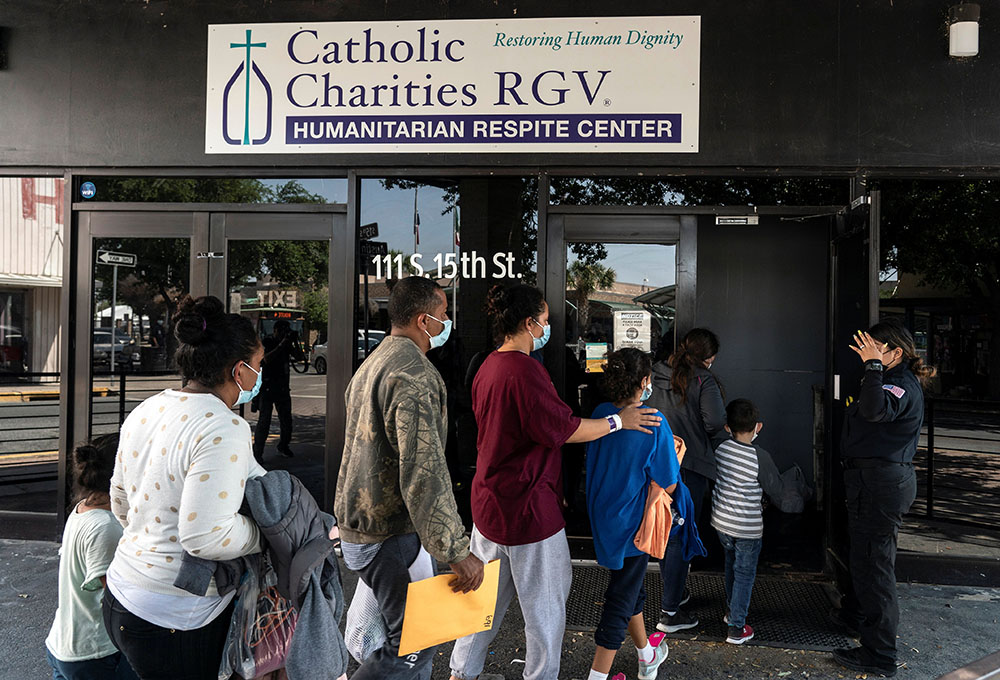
top-left (585, 348), bottom-right (682, 680)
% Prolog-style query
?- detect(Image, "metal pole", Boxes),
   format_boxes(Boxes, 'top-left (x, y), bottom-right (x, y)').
top-left (926, 398), bottom-right (935, 519)
top-left (110, 264), bottom-right (118, 379)
top-left (363, 260), bottom-right (370, 356)
top-left (119, 369), bottom-right (126, 427)
top-left (452, 206), bottom-right (459, 323)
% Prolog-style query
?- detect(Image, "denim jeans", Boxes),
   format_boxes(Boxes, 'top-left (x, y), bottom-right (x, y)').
top-left (841, 463), bottom-right (917, 665)
top-left (102, 589), bottom-right (232, 680)
top-left (595, 554), bottom-right (649, 650)
top-left (716, 531), bottom-right (762, 629)
top-left (45, 648), bottom-right (139, 680)
top-left (351, 533), bottom-right (434, 680)
top-left (659, 469), bottom-right (710, 611)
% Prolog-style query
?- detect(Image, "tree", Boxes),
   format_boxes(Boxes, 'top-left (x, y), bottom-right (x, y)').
top-left (568, 261), bottom-right (616, 334)
top-left (92, 178), bottom-right (328, 364)
top-left (880, 179), bottom-right (1000, 398)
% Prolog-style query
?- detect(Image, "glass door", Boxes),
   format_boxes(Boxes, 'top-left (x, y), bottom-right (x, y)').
top-left (74, 211), bottom-right (208, 471)
top-left (561, 239), bottom-right (680, 538)
top-left (543, 209), bottom-right (691, 542)
top-left (211, 208), bottom-right (348, 509)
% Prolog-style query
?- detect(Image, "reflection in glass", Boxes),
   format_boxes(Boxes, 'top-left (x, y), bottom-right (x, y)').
top-left (89, 237), bottom-right (190, 444)
top-left (562, 242), bottom-right (677, 536)
top-left (228, 239), bottom-right (328, 503)
top-left (357, 178), bottom-right (539, 526)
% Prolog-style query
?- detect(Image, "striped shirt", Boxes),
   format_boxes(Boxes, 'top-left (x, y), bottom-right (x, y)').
top-left (711, 439), bottom-right (764, 539)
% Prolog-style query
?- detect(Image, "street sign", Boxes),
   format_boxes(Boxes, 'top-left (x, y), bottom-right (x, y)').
top-left (96, 250), bottom-right (137, 267)
top-left (715, 215), bottom-right (759, 226)
top-left (359, 222), bottom-right (379, 240)
top-left (360, 240), bottom-right (389, 259)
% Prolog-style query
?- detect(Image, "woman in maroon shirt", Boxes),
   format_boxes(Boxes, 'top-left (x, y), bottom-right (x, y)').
top-left (449, 285), bottom-right (661, 680)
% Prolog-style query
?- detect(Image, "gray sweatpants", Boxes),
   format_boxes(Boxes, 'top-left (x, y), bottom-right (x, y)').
top-left (449, 526), bottom-right (572, 680)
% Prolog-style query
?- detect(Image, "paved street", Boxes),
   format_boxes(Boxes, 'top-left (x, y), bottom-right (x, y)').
top-left (1, 538), bottom-right (998, 680)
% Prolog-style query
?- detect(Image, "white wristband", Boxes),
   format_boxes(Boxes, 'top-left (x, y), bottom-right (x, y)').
top-left (609, 414), bottom-right (623, 432)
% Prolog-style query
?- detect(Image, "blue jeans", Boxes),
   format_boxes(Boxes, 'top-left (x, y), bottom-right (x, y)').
top-left (595, 554), bottom-right (648, 650)
top-left (717, 531), bottom-right (762, 628)
top-left (45, 648), bottom-right (138, 680)
top-left (659, 469), bottom-right (710, 611)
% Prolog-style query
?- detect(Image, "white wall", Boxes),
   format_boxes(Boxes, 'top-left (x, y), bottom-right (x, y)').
top-left (0, 178), bottom-right (64, 376)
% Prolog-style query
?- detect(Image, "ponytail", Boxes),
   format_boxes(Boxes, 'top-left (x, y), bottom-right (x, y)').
top-left (868, 319), bottom-right (938, 388)
top-left (668, 328), bottom-right (721, 405)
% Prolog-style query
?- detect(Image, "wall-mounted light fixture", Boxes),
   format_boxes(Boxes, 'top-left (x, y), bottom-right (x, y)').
top-left (949, 3), bottom-right (980, 57)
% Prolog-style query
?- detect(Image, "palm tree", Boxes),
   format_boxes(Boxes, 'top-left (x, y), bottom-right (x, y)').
top-left (568, 260), bottom-right (616, 334)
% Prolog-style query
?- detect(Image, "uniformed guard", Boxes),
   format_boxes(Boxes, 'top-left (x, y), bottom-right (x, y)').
top-left (832, 319), bottom-right (937, 678)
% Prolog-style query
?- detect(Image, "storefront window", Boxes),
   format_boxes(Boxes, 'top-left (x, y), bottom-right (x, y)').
top-left (551, 176), bottom-right (844, 207)
top-left (0, 291), bottom-right (28, 374)
top-left (84, 177), bottom-right (346, 204)
top-left (357, 177), bottom-right (538, 523)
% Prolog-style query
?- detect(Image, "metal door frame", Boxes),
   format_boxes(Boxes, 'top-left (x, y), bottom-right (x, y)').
top-left (60, 202), bottom-right (350, 525)
top-left (540, 206), bottom-right (694, 399)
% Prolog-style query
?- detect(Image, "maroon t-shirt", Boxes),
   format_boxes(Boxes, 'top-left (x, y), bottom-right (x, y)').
top-left (470, 351), bottom-right (581, 546)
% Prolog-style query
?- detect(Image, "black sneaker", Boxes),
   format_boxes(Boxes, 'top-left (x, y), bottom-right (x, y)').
top-left (656, 610), bottom-right (699, 633)
top-left (832, 647), bottom-right (898, 677)
top-left (276, 445), bottom-right (295, 458)
top-left (679, 587), bottom-right (691, 607)
top-left (828, 607), bottom-right (861, 637)
top-left (726, 624), bottom-right (754, 645)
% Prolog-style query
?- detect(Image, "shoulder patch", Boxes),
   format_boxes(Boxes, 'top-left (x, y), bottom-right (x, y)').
top-left (883, 384), bottom-right (906, 399)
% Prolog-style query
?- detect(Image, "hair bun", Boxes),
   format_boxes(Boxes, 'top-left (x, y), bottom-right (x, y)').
top-left (175, 295), bottom-right (225, 345)
top-left (73, 444), bottom-right (101, 465)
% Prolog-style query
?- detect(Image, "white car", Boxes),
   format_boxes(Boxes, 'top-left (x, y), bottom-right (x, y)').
top-left (311, 330), bottom-right (385, 374)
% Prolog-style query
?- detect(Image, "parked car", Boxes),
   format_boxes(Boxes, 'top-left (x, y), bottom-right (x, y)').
top-left (93, 328), bottom-right (141, 370)
top-left (311, 330), bottom-right (385, 374)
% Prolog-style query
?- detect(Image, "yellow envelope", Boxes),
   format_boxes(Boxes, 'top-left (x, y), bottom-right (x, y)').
top-left (398, 559), bottom-right (500, 657)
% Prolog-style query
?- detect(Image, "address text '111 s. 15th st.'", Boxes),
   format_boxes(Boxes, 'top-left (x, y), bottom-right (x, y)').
top-left (372, 252), bottom-right (520, 280)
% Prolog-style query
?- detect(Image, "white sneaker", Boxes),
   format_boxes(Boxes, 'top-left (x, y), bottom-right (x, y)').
top-left (637, 631), bottom-right (670, 680)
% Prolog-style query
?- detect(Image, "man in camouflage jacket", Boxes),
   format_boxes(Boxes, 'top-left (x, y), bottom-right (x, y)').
top-left (336, 276), bottom-right (483, 679)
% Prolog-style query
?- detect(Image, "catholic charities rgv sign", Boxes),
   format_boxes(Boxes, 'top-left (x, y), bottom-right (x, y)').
top-left (205, 16), bottom-right (700, 154)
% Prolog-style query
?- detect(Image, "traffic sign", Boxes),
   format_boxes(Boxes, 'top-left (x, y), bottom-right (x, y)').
top-left (359, 222), bottom-right (379, 240)
top-left (360, 240), bottom-right (388, 259)
top-left (96, 250), bottom-right (137, 267)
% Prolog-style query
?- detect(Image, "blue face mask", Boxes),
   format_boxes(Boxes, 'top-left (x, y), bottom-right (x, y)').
top-left (425, 314), bottom-right (452, 350)
top-left (641, 382), bottom-right (653, 402)
top-left (232, 361), bottom-right (262, 406)
top-left (532, 319), bottom-right (551, 351)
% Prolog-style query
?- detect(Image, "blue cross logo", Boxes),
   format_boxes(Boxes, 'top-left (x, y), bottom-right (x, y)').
top-left (222, 29), bottom-right (273, 146)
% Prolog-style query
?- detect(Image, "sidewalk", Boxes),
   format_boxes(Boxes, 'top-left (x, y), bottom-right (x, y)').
top-left (3, 539), bottom-right (998, 679)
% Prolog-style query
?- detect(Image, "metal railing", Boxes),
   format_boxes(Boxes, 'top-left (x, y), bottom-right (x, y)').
top-left (913, 396), bottom-right (1000, 531)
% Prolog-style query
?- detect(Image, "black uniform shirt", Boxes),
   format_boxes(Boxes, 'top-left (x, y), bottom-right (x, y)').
top-left (841, 362), bottom-right (925, 463)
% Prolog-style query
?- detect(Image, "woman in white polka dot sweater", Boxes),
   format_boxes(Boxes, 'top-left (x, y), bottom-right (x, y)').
top-left (103, 295), bottom-right (267, 680)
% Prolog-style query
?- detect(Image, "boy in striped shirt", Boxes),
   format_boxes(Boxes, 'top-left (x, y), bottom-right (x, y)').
top-left (712, 398), bottom-right (790, 645)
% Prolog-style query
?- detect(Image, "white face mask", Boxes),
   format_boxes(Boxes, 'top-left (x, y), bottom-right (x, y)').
top-left (751, 427), bottom-right (759, 443)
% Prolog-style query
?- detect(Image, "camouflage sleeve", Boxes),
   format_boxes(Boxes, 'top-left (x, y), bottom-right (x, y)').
top-left (390, 391), bottom-right (470, 565)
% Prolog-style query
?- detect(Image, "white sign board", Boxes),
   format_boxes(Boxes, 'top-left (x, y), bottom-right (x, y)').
top-left (614, 310), bottom-right (652, 352)
top-left (206, 16), bottom-right (700, 154)
top-left (96, 250), bottom-right (137, 267)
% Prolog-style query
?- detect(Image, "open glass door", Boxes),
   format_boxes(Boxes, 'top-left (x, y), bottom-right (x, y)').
top-left (561, 239), bottom-right (679, 537)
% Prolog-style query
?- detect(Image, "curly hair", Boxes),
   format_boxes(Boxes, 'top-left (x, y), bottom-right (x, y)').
top-left (602, 348), bottom-right (653, 403)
